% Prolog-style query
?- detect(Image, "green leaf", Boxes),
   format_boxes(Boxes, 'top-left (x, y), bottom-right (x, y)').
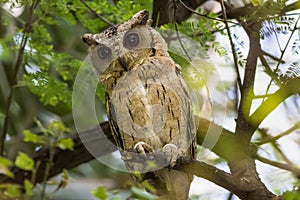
top-left (131, 186), bottom-right (158, 200)
top-left (0, 166), bottom-right (14, 178)
top-left (4, 184), bottom-right (22, 198)
top-left (0, 157), bottom-right (12, 167)
top-left (92, 186), bottom-right (107, 200)
top-left (15, 152), bottom-right (34, 171)
top-left (23, 130), bottom-right (46, 144)
top-left (250, 0), bottom-right (263, 6)
top-left (141, 180), bottom-right (156, 194)
top-left (23, 72), bottom-right (72, 107)
top-left (111, 197), bottom-right (122, 200)
top-left (48, 121), bottom-right (70, 136)
top-left (0, 157), bottom-right (14, 178)
top-left (24, 179), bottom-right (33, 196)
top-left (56, 138), bottom-right (74, 150)
top-left (282, 190), bottom-right (300, 200)
top-left (62, 169), bottom-right (70, 180)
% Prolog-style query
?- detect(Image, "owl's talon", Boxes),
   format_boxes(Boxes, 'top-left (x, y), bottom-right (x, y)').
top-left (162, 144), bottom-right (178, 168)
top-left (134, 142), bottom-right (154, 156)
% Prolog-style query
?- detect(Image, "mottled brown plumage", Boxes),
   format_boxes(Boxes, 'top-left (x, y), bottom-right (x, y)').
top-left (82, 10), bottom-right (196, 199)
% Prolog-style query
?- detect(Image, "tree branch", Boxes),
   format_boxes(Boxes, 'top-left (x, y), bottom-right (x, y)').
top-left (153, 0), bottom-right (300, 27)
top-left (152, 0), bottom-right (208, 26)
top-left (177, 0), bottom-right (239, 25)
top-left (220, 0), bottom-right (242, 90)
top-left (264, 15), bottom-right (300, 101)
top-left (174, 158), bottom-right (250, 198)
top-left (235, 22), bottom-right (262, 147)
top-left (0, 0), bottom-right (40, 156)
top-left (255, 155), bottom-right (300, 177)
top-left (79, 0), bottom-right (115, 26)
top-left (0, 122), bottom-right (116, 185)
top-left (255, 122), bottom-right (300, 145)
top-left (0, 117), bottom-right (288, 199)
top-left (1, 118), bottom-right (233, 185)
top-left (250, 77), bottom-right (300, 132)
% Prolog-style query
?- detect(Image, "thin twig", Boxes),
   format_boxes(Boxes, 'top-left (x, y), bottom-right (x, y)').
top-left (256, 128), bottom-right (297, 166)
top-left (255, 122), bottom-right (300, 145)
top-left (172, 0), bottom-right (192, 61)
top-left (252, 93), bottom-right (274, 99)
top-left (178, 0), bottom-right (240, 25)
top-left (259, 54), bottom-right (281, 84)
top-left (79, 0), bottom-right (115, 26)
top-left (0, 0), bottom-right (40, 156)
top-left (41, 143), bottom-right (55, 200)
top-left (256, 155), bottom-right (300, 176)
top-left (220, 0), bottom-right (242, 90)
top-left (262, 50), bottom-right (285, 64)
top-left (227, 192), bottom-right (234, 200)
top-left (264, 15), bottom-right (300, 101)
top-left (250, 77), bottom-right (300, 132)
top-left (194, 23), bottom-right (239, 37)
top-left (271, 20), bottom-right (282, 51)
top-left (271, 141), bottom-right (295, 167)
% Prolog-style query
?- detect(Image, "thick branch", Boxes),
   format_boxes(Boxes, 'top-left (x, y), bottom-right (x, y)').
top-left (174, 158), bottom-right (276, 199)
top-left (0, 123), bottom-right (116, 185)
top-left (1, 118), bottom-right (235, 185)
top-left (152, 1), bottom-right (300, 26)
top-left (3, 111), bottom-right (299, 184)
top-left (250, 77), bottom-right (300, 131)
top-left (235, 22), bottom-right (261, 145)
top-left (0, 117), bottom-right (288, 199)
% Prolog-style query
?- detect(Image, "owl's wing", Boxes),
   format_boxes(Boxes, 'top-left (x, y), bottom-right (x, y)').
top-left (189, 106), bottom-right (197, 160)
top-left (177, 70), bottom-right (197, 160)
top-left (105, 93), bottom-right (124, 150)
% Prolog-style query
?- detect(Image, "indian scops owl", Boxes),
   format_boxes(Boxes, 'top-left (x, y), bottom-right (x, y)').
top-left (82, 10), bottom-right (196, 199)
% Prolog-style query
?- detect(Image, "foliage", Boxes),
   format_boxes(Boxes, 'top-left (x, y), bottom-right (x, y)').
top-left (15, 152), bottom-right (34, 171)
top-left (0, 0), bottom-right (299, 199)
top-left (0, 119), bottom-right (73, 199)
top-left (282, 189), bottom-right (300, 200)
top-left (92, 186), bottom-right (108, 200)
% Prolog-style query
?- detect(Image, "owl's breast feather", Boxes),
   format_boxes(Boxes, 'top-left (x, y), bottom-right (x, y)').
top-left (107, 56), bottom-right (194, 155)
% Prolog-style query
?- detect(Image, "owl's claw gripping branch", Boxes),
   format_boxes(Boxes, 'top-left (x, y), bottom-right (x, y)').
top-left (162, 144), bottom-right (178, 168)
top-left (134, 141), bottom-right (154, 155)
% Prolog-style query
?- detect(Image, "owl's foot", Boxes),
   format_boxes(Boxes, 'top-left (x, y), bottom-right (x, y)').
top-left (162, 144), bottom-right (178, 169)
top-left (134, 142), bottom-right (154, 156)
top-left (121, 142), bottom-right (154, 162)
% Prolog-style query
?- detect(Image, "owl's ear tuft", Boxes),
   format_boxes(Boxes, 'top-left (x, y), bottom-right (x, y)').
top-left (146, 19), bottom-right (153, 27)
top-left (82, 34), bottom-right (97, 46)
top-left (131, 9), bottom-right (149, 26)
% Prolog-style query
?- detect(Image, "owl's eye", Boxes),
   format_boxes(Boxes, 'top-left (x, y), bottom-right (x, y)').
top-left (123, 32), bottom-right (140, 48)
top-left (97, 46), bottom-right (112, 59)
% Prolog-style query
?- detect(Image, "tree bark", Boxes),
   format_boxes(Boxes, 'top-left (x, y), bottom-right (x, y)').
top-left (1, 117), bottom-right (289, 199)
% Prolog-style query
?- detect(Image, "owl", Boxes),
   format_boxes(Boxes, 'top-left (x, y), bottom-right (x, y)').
top-left (82, 10), bottom-right (196, 199)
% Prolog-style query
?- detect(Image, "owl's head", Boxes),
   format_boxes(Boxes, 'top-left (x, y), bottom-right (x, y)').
top-left (82, 10), bottom-right (168, 80)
